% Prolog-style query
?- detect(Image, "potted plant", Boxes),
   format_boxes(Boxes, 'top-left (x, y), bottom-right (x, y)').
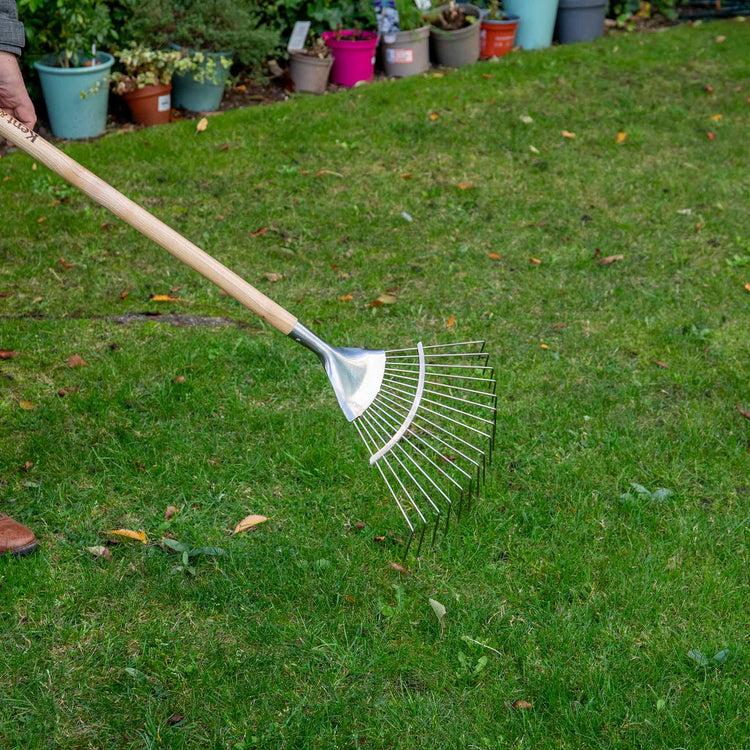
top-left (503, 0), bottom-right (560, 49)
top-left (480, 0), bottom-right (520, 59)
top-left (289, 37), bottom-right (334, 95)
top-left (167, 0), bottom-right (278, 111)
top-left (321, 0), bottom-right (380, 87)
top-left (111, 45), bottom-right (182, 125)
top-left (31, 0), bottom-right (115, 139)
top-left (381, 0), bottom-right (431, 78)
top-left (428, 1), bottom-right (481, 69)
top-left (555, 0), bottom-right (607, 44)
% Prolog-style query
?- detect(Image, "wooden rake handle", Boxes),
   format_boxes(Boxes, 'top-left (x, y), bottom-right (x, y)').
top-left (0, 110), bottom-right (298, 335)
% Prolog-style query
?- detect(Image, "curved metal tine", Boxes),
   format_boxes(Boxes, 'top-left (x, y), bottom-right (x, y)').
top-left (377, 390), bottom-right (488, 478)
top-left (383, 372), bottom-right (498, 402)
top-left (362, 411), bottom-right (445, 520)
top-left (372, 399), bottom-right (479, 481)
top-left (385, 365), bottom-right (497, 386)
top-left (389, 353), bottom-right (491, 366)
top-left (385, 381), bottom-right (497, 414)
top-left (360, 412), bottom-right (437, 521)
top-left (387, 362), bottom-right (496, 373)
top-left (354, 420), bottom-right (415, 533)
top-left (370, 401), bottom-right (485, 508)
top-left (387, 341), bottom-right (487, 354)
top-left (368, 402), bottom-right (466, 506)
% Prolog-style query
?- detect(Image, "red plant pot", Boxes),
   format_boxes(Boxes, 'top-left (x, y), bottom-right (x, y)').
top-left (122, 83), bottom-right (172, 126)
top-left (480, 14), bottom-right (519, 59)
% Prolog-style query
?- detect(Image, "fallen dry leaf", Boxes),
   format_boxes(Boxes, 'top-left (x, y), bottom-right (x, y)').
top-left (596, 254), bottom-right (624, 265)
top-left (85, 545), bottom-right (112, 560)
top-left (106, 529), bottom-right (147, 543)
top-left (652, 360), bottom-right (668, 369)
top-left (389, 562), bottom-right (409, 574)
top-left (446, 315), bottom-right (456, 329)
top-left (339, 294), bottom-right (354, 301)
top-left (431, 72), bottom-right (444, 78)
top-left (59, 258), bottom-right (73, 270)
top-left (120, 289), bottom-right (129, 300)
top-left (195, 117), bottom-right (208, 133)
top-left (218, 143), bottom-right (230, 152)
top-left (709, 113), bottom-right (723, 122)
top-left (616, 131), bottom-right (627, 145)
top-left (488, 253), bottom-right (501, 260)
top-left (165, 505), bottom-right (178, 520)
top-left (512, 699), bottom-right (533, 710)
top-left (400, 173), bottom-right (412, 179)
top-left (250, 226), bottom-right (269, 238)
top-left (715, 35), bottom-right (726, 42)
top-left (529, 257), bottom-right (542, 265)
top-left (166, 715), bottom-right (184, 727)
top-left (744, 282), bottom-right (750, 293)
top-left (541, 343), bottom-right (549, 349)
top-left (316, 169), bottom-right (343, 178)
top-left (233, 514), bottom-right (268, 534)
top-left (735, 406), bottom-right (750, 421)
top-left (173, 375), bottom-right (186, 384)
top-left (21, 461), bottom-right (33, 471)
top-left (37, 216), bottom-right (46, 223)
top-left (371, 293), bottom-right (398, 307)
top-left (150, 294), bottom-right (187, 302)
top-left (706, 131), bottom-right (715, 141)
top-left (66, 353), bottom-right (88, 368)
top-left (561, 130), bottom-right (576, 139)
top-left (457, 182), bottom-right (472, 190)
top-left (0, 350), bottom-right (20, 359)
top-left (703, 84), bottom-right (714, 94)
top-left (429, 112), bottom-right (440, 121)
top-left (19, 400), bottom-right (35, 411)
top-left (481, 73), bottom-right (493, 79)
top-left (263, 272), bottom-right (283, 283)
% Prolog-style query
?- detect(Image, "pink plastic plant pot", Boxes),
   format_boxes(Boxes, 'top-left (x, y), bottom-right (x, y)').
top-left (322, 30), bottom-right (379, 87)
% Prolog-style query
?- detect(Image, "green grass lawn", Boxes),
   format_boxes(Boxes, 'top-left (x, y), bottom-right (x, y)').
top-left (1, 19), bottom-right (749, 749)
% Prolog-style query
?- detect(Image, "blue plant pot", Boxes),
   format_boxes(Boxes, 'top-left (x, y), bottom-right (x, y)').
top-left (171, 46), bottom-right (232, 112)
top-left (34, 52), bottom-right (114, 139)
top-left (503, 0), bottom-right (560, 49)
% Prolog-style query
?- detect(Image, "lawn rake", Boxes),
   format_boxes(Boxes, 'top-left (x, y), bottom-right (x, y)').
top-left (0, 112), bottom-right (497, 555)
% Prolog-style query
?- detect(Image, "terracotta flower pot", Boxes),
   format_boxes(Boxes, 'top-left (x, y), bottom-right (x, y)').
top-left (122, 83), bottom-right (172, 126)
top-left (480, 14), bottom-right (519, 59)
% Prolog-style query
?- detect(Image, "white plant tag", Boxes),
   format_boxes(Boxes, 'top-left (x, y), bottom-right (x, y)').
top-left (288, 21), bottom-right (311, 51)
top-left (157, 94), bottom-right (171, 112)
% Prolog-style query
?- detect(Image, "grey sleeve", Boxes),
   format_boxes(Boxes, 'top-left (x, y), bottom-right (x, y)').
top-left (0, 0), bottom-right (25, 56)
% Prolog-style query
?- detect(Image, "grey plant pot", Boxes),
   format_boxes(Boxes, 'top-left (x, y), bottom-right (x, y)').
top-left (289, 52), bottom-right (333, 94)
top-left (555, 0), bottom-right (606, 43)
top-left (430, 4), bottom-right (481, 68)
top-left (381, 25), bottom-right (431, 78)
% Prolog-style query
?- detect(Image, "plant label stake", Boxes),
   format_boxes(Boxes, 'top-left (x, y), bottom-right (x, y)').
top-left (0, 111), bottom-right (497, 556)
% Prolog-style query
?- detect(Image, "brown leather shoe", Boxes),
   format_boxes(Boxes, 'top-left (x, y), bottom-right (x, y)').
top-left (0, 514), bottom-right (38, 557)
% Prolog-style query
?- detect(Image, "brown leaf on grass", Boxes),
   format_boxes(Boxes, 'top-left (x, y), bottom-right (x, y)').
top-left (457, 182), bottom-right (472, 190)
top-left (233, 514), bottom-right (268, 534)
top-left (316, 169), bottom-right (343, 178)
top-left (106, 529), bottom-right (147, 543)
top-left (709, 113), bottom-right (723, 122)
top-left (616, 131), bottom-right (627, 145)
top-left (512, 699), bottom-right (533, 710)
top-left (482, 73), bottom-right (493, 79)
top-left (66, 354), bottom-right (88, 368)
top-left (596, 254), bottom-right (624, 265)
top-left (446, 315), bottom-right (456, 329)
top-left (165, 505), bottom-right (178, 520)
top-left (339, 294), bottom-right (353, 301)
top-left (703, 84), bottom-right (714, 94)
top-left (21, 461), bottom-right (33, 472)
top-left (735, 406), bottom-right (750, 421)
top-left (370, 293), bottom-right (398, 307)
top-left (150, 294), bottom-right (188, 302)
top-left (529, 257), bottom-right (542, 265)
top-left (250, 226), bottom-right (270, 238)
top-left (429, 112), bottom-right (439, 121)
top-left (744, 282), bottom-right (750, 293)
top-left (389, 562), bottom-right (409, 574)
top-left (19, 400), bottom-right (35, 410)
top-left (263, 272), bottom-right (283, 283)
top-left (59, 257), bottom-right (73, 270)
top-left (57, 386), bottom-right (79, 397)
top-left (706, 131), bottom-right (715, 141)
top-left (120, 289), bottom-right (129, 300)
top-left (652, 360), bottom-right (668, 369)
top-left (37, 216), bottom-right (46, 223)
top-left (352, 520), bottom-right (366, 531)
top-left (85, 545), bottom-right (112, 560)
top-left (715, 35), bottom-right (726, 43)
top-left (195, 117), bottom-right (208, 133)
top-left (561, 130), bottom-right (576, 139)
top-left (166, 715), bottom-right (184, 727)
top-left (218, 143), bottom-right (230, 152)
top-left (400, 173), bottom-right (412, 179)
top-left (0, 350), bottom-right (20, 359)
top-left (488, 253), bottom-right (501, 260)
top-left (173, 375), bottom-right (186, 384)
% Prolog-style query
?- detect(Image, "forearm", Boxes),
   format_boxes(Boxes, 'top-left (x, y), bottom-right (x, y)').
top-left (0, 0), bottom-right (25, 56)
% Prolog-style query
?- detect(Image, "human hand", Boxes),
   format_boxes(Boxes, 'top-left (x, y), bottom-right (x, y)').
top-left (0, 50), bottom-right (36, 130)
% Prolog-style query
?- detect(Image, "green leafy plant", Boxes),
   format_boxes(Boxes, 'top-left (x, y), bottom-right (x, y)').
top-left (111, 44), bottom-right (183, 94)
top-left (687, 649), bottom-right (731, 668)
top-left (18, 0), bottom-right (116, 67)
top-left (394, 0), bottom-right (426, 31)
top-left (484, 0), bottom-right (509, 22)
top-left (456, 652), bottom-right (488, 683)
top-left (161, 538), bottom-right (227, 576)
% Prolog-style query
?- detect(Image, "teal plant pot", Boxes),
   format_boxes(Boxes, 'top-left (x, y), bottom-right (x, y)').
top-left (503, 0), bottom-right (560, 49)
top-left (34, 52), bottom-right (114, 139)
top-left (171, 47), bottom-right (232, 112)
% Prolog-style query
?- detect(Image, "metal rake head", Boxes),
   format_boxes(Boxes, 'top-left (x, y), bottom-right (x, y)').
top-left (353, 341), bottom-right (497, 556)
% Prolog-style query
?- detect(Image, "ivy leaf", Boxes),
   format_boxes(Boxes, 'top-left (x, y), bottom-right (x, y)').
top-left (429, 598), bottom-right (447, 637)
